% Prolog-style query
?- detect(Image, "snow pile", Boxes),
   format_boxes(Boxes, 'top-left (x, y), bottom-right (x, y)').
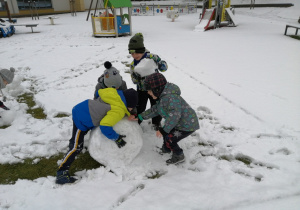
top-left (88, 119), bottom-right (143, 175)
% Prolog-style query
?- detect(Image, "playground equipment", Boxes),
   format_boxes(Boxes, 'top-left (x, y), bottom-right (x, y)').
top-left (28, 1), bottom-right (39, 20)
top-left (69, 0), bottom-right (77, 16)
top-left (132, 3), bottom-right (197, 16)
top-left (88, 0), bottom-right (132, 37)
top-left (195, 0), bottom-right (237, 32)
top-left (0, 19), bottom-right (15, 38)
top-left (44, 16), bottom-right (58, 25)
top-left (250, 0), bottom-right (255, 10)
top-left (166, 10), bottom-right (179, 22)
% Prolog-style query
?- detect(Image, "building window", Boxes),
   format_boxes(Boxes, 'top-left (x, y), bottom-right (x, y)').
top-left (17, 0), bottom-right (52, 10)
top-left (0, 1), bottom-right (5, 11)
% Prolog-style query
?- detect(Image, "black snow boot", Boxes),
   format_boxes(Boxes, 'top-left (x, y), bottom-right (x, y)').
top-left (159, 145), bottom-right (171, 155)
top-left (56, 170), bottom-right (77, 185)
top-left (166, 153), bottom-right (185, 165)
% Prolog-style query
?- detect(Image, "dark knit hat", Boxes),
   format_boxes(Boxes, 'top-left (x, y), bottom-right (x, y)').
top-left (128, 33), bottom-right (145, 54)
top-left (144, 73), bottom-right (167, 90)
top-left (123, 88), bottom-right (138, 108)
top-left (144, 73), bottom-right (167, 97)
top-left (0, 67), bottom-right (15, 84)
top-left (103, 61), bottom-right (122, 89)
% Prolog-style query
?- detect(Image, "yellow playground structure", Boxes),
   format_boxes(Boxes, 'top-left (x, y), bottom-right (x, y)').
top-left (88, 0), bottom-right (132, 37)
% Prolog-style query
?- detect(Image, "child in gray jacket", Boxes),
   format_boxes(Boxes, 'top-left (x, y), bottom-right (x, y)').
top-left (0, 67), bottom-right (15, 110)
top-left (94, 61), bottom-right (127, 99)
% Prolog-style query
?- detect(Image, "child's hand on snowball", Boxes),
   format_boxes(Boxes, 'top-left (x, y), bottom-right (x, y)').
top-left (128, 115), bottom-right (138, 121)
top-left (156, 130), bottom-right (163, 138)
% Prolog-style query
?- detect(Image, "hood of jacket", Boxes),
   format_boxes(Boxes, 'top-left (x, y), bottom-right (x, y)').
top-left (98, 88), bottom-right (130, 116)
top-left (160, 82), bottom-right (181, 98)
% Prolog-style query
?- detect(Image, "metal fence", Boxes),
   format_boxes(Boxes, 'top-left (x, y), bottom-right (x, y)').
top-left (132, 3), bottom-right (197, 16)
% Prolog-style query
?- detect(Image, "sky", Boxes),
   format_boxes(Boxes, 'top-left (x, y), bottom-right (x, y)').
top-left (0, 0), bottom-right (300, 209)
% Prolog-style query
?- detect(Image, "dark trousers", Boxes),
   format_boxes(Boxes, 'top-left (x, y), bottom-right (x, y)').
top-left (163, 129), bottom-right (194, 155)
top-left (137, 90), bottom-right (161, 125)
top-left (58, 122), bottom-right (88, 172)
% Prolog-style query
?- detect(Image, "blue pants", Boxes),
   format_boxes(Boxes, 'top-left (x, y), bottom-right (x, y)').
top-left (58, 122), bottom-right (89, 172)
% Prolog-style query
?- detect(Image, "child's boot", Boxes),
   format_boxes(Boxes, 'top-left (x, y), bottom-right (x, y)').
top-left (166, 153), bottom-right (185, 164)
top-left (159, 144), bottom-right (171, 155)
top-left (56, 170), bottom-right (77, 185)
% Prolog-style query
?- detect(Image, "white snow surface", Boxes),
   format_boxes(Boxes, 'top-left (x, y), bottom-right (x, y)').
top-left (0, 0), bottom-right (300, 209)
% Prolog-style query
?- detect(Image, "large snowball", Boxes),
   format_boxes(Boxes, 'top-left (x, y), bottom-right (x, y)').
top-left (88, 119), bottom-right (143, 174)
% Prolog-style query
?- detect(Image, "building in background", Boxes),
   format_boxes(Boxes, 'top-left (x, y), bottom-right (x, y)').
top-left (0, 0), bottom-right (98, 17)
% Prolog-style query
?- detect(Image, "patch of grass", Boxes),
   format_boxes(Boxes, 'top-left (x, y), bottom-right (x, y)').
top-left (199, 151), bottom-right (213, 157)
top-left (221, 126), bottom-right (235, 131)
top-left (289, 35), bottom-right (300, 40)
top-left (0, 125), bottom-right (11, 129)
top-left (235, 155), bottom-right (252, 166)
top-left (219, 155), bottom-right (233, 162)
top-left (235, 171), bottom-right (262, 182)
top-left (147, 171), bottom-right (166, 179)
top-left (27, 107), bottom-right (47, 119)
top-left (253, 162), bottom-right (274, 170)
top-left (255, 176), bottom-right (263, 182)
top-left (0, 152), bottom-right (102, 185)
top-left (17, 93), bottom-right (47, 119)
top-left (54, 113), bottom-right (70, 118)
top-left (198, 141), bottom-right (214, 147)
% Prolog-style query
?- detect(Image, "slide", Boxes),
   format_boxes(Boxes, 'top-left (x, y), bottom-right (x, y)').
top-left (194, 8), bottom-right (216, 32)
top-left (225, 8), bottom-right (238, 26)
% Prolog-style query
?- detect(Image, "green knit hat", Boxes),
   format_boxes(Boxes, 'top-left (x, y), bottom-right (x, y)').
top-left (128, 33), bottom-right (145, 54)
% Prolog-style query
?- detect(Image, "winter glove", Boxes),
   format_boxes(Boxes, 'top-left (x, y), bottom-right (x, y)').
top-left (3, 96), bottom-right (7, 102)
top-left (115, 135), bottom-right (127, 148)
top-left (132, 72), bottom-right (141, 81)
top-left (157, 61), bottom-right (168, 72)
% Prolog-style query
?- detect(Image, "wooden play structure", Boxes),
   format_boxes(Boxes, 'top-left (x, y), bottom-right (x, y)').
top-left (88, 0), bottom-right (132, 37)
top-left (195, 0), bottom-right (237, 32)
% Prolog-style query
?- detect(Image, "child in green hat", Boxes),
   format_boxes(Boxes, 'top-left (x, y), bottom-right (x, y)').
top-left (128, 33), bottom-right (168, 130)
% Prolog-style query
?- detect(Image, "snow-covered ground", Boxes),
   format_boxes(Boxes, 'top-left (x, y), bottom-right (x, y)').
top-left (0, 0), bottom-right (300, 209)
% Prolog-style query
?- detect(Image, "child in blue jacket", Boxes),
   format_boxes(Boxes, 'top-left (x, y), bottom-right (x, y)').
top-left (56, 88), bottom-right (138, 185)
